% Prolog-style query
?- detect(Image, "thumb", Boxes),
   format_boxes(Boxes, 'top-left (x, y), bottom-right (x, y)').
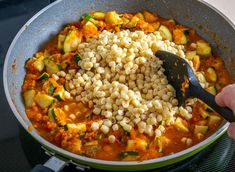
top-left (215, 92), bottom-right (226, 107)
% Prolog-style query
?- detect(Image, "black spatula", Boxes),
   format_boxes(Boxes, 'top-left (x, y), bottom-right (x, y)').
top-left (156, 50), bottom-right (235, 122)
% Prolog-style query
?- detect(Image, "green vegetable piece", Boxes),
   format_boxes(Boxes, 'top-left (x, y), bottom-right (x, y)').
top-left (64, 30), bottom-right (82, 53)
top-left (74, 54), bottom-right (81, 63)
top-left (208, 115), bottom-right (221, 127)
top-left (44, 58), bottom-right (61, 74)
top-left (126, 16), bottom-right (140, 28)
top-left (206, 86), bottom-right (217, 95)
top-left (196, 40), bottom-right (212, 57)
top-left (120, 151), bottom-right (139, 159)
top-left (58, 34), bottom-right (66, 50)
top-left (85, 114), bottom-right (92, 119)
top-left (48, 82), bottom-right (55, 95)
top-left (33, 56), bottom-right (45, 72)
top-left (183, 30), bottom-right (190, 35)
top-left (97, 133), bottom-right (103, 140)
top-left (199, 107), bottom-right (210, 119)
top-left (194, 125), bottom-right (208, 134)
top-left (173, 29), bottom-right (187, 45)
top-left (92, 12), bottom-right (106, 20)
top-left (105, 11), bottom-right (123, 25)
top-left (37, 72), bottom-right (49, 80)
top-left (48, 108), bottom-right (57, 123)
top-left (53, 86), bottom-right (65, 101)
top-left (23, 89), bottom-right (36, 108)
top-left (83, 13), bottom-right (95, 21)
top-left (174, 117), bottom-right (189, 132)
top-left (186, 51), bottom-right (197, 60)
top-left (159, 25), bottom-right (172, 41)
top-left (64, 80), bottom-right (70, 92)
top-left (206, 67), bottom-right (217, 82)
top-left (64, 125), bottom-right (68, 131)
top-left (79, 132), bottom-right (86, 139)
top-left (34, 92), bottom-right (54, 108)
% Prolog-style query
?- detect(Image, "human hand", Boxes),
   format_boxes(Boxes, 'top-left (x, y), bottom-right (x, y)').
top-left (215, 84), bottom-right (235, 140)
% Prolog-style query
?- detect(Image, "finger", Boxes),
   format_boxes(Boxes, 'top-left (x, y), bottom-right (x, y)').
top-left (215, 84), bottom-right (235, 109)
top-left (227, 123), bottom-right (235, 140)
top-left (215, 92), bottom-right (226, 107)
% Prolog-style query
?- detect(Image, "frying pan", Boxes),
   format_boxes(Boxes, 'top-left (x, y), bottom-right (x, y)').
top-left (3, 0), bottom-right (235, 171)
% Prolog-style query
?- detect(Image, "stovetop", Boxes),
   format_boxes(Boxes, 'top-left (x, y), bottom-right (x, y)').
top-left (0, 1), bottom-right (235, 172)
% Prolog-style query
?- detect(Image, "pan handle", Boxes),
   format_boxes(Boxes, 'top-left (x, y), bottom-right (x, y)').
top-left (31, 165), bottom-right (55, 172)
top-left (31, 156), bottom-right (67, 172)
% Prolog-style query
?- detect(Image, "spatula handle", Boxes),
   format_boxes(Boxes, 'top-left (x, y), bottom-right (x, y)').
top-left (191, 85), bottom-right (235, 122)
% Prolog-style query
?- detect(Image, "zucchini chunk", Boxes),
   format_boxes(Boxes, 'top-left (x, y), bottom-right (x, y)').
top-left (174, 117), bottom-right (189, 132)
top-left (194, 125), bottom-right (208, 134)
top-left (48, 108), bottom-right (67, 125)
top-left (186, 51), bottom-right (197, 60)
top-left (37, 72), bottom-right (49, 80)
top-left (208, 115), bottom-right (221, 127)
top-left (159, 25), bottom-right (172, 41)
top-left (66, 123), bottom-right (87, 133)
top-left (44, 58), bottom-right (61, 74)
top-left (48, 108), bottom-right (57, 123)
top-left (64, 80), bottom-right (70, 92)
top-left (34, 92), bottom-right (54, 108)
top-left (58, 34), bottom-right (66, 50)
top-left (42, 79), bottom-right (56, 95)
top-left (197, 133), bottom-right (204, 140)
top-left (82, 21), bottom-right (98, 38)
top-left (206, 86), bottom-right (217, 95)
top-left (199, 107), bottom-right (210, 119)
top-left (135, 12), bottom-right (144, 20)
top-left (127, 138), bottom-right (148, 151)
top-left (143, 11), bottom-right (157, 22)
top-left (157, 136), bottom-right (170, 153)
top-left (64, 29), bottom-right (82, 53)
top-left (196, 72), bottom-right (207, 83)
top-left (48, 82), bottom-right (55, 95)
top-left (196, 40), bottom-right (212, 57)
top-left (120, 151), bottom-right (139, 159)
top-left (84, 140), bottom-right (98, 146)
top-left (23, 90), bottom-right (36, 108)
top-left (173, 29), bottom-right (187, 44)
top-left (92, 12), bottom-right (106, 20)
top-left (105, 11), bottom-right (123, 25)
top-left (193, 55), bottom-right (200, 71)
top-left (53, 86), bottom-right (66, 101)
top-left (33, 55), bottom-right (45, 72)
top-left (83, 14), bottom-right (98, 25)
top-left (206, 67), bottom-right (217, 82)
top-left (126, 16), bottom-right (140, 28)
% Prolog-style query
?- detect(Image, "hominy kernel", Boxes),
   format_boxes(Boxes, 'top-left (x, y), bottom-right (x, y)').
top-left (108, 135), bottom-right (116, 143)
top-left (91, 122), bottom-right (99, 131)
top-left (69, 114), bottom-right (76, 120)
top-left (100, 125), bottom-right (109, 134)
top-left (112, 124), bottom-right (119, 131)
top-left (52, 74), bottom-right (59, 81)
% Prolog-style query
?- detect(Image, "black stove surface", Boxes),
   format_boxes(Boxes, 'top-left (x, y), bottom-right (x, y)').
top-left (1, 1), bottom-right (235, 172)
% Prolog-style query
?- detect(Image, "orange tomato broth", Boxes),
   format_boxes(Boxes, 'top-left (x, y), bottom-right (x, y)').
top-left (22, 11), bottom-right (230, 161)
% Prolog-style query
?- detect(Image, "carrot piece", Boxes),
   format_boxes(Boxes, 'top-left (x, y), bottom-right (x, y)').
top-left (130, 128), bottom-right (136, 140)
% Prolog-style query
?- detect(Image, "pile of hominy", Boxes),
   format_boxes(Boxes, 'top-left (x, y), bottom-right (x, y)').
top-left (56, 30), bottom-right (195, 141)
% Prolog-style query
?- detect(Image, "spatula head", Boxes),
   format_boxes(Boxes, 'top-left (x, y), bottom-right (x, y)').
top-left (156, 50), bottom-right (199, 105)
